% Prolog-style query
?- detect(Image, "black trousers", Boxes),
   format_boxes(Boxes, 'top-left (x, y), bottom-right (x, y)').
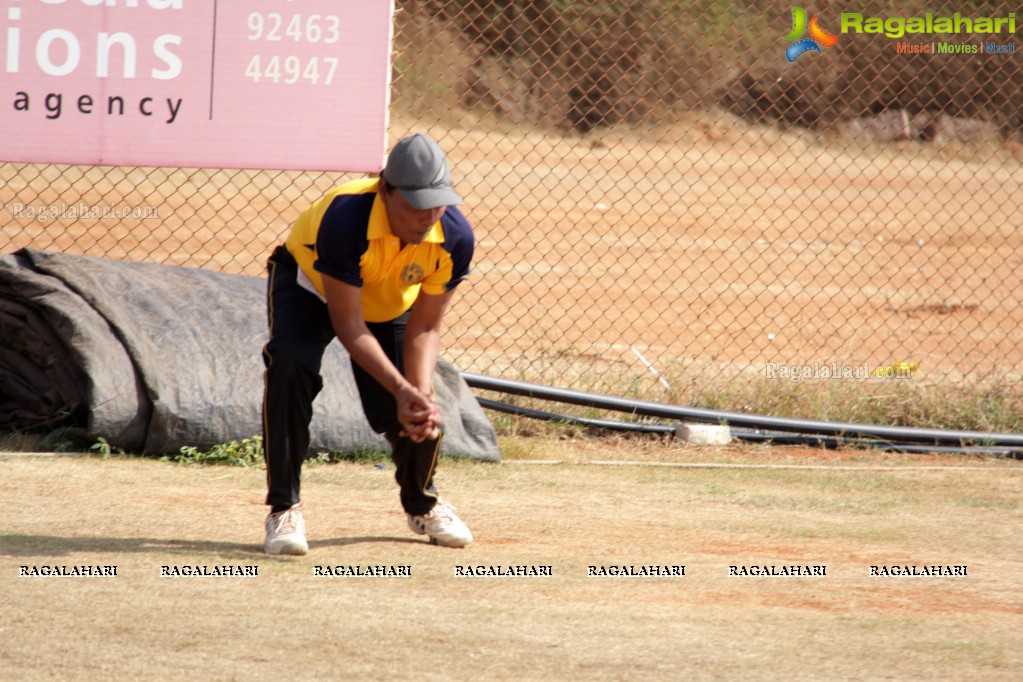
top-left (261, 246), bottom-right (441, 516)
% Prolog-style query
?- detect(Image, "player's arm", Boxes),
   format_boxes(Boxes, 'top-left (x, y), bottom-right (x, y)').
top-left (400, 289), bottom-right (455, 440)
top-left (404, 289), bottom-right (455, 395)
top-left (321, 273), bottom-right (433, 429)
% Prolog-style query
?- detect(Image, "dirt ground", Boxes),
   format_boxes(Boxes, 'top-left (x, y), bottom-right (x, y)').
top-left (3, 117), bottom-right (1023, 391)
top-left (1, 443), bottom-right (1020, 681)
top-left (444, 121), bottom-right (1023, 386)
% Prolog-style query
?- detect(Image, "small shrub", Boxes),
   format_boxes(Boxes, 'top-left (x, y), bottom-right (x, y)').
top-left (169, 436), bottom-right (265, 467)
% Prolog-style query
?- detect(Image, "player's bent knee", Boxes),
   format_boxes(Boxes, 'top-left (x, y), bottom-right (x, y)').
top-left (265, 351), bottom-right (324, 391)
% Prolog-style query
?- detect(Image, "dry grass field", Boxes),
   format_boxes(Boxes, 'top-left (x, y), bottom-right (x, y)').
top-left (1, 442), bottom-right (1020, 681)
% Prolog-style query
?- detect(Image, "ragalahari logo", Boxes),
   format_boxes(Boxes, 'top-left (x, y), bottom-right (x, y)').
top-left (785, 7), bottom-right (839, 61)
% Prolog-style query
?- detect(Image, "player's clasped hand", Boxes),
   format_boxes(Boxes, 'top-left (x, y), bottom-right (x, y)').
top-left (398, 386), bottom-right (442, 443)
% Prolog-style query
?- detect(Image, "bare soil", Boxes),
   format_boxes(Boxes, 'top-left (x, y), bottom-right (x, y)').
top-left (2, 444), bottom-right (1020, 681)
top-left (3, 118), bottom-right (1022, 390)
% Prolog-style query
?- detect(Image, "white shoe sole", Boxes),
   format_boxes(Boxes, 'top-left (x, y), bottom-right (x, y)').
top-left (429, 534), bottom-right (473, 548)
top-left (265, 538), bottom-right (309, 556)
top-left (407, 513), bottom-right (473, 548)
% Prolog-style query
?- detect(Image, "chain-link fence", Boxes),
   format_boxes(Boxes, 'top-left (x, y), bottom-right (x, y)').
top-left (2, 1), bottom-right (1022, 421)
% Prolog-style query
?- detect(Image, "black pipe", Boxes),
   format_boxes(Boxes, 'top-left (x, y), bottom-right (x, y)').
top-left (476, 397), bottom-right (677, 435)
top-left (463, 372), bottom-right (1023, 448)
top-left (476, 395), bottom-right (1023, 458)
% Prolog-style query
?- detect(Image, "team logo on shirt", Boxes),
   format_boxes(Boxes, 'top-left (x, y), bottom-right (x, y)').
top-left (399, 264), bottom-right (425, 285)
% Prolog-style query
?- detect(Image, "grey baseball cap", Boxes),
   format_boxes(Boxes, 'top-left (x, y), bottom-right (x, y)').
top-left (381, 133), bottom-right (463, 209)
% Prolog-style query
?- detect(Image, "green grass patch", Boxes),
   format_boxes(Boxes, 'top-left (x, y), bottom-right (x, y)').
top-left (168, 436), bottom-right (266, 467)
top-left (165, 436), bottom-right (390, 467)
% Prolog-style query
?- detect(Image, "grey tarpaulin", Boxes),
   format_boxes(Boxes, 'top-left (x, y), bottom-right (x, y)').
top-left (0, 248), bottom-right (499, 461)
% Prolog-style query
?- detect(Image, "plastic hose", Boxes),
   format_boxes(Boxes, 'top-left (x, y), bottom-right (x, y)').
top-left (464, 372), bottom-right (1023, 454)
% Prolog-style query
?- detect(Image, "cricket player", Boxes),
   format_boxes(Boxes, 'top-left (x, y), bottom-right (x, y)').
top-left (261, 133), bottom-right (474, 554)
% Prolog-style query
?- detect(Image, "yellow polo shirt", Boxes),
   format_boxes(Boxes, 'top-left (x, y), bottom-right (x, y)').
top-left (284, 178), bottom-right (473, 322)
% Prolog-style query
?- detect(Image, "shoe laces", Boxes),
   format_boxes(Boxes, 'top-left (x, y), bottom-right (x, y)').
top-left (426, 501), bottom-right (456, 523)
top-left (271, 507), bottom-right (302, 534)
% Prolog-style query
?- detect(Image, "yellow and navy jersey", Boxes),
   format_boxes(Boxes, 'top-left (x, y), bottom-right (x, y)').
top-left (284, 178), bottom-right (474, 323)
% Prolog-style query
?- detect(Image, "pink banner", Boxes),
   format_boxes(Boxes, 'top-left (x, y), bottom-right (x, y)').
top-left (0, 0), bottom-right (393, 171)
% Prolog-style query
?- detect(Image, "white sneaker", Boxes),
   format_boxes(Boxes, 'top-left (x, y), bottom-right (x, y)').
top-left (265, 505), bottom-right (308, 555)
top-left (407, 500), bottom-right (473, 547)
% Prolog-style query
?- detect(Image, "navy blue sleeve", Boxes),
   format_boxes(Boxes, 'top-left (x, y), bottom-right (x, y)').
top-left (313, 193), bottom-right (375, 287)
top-left (441, 207), bottom-right (475, 292)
